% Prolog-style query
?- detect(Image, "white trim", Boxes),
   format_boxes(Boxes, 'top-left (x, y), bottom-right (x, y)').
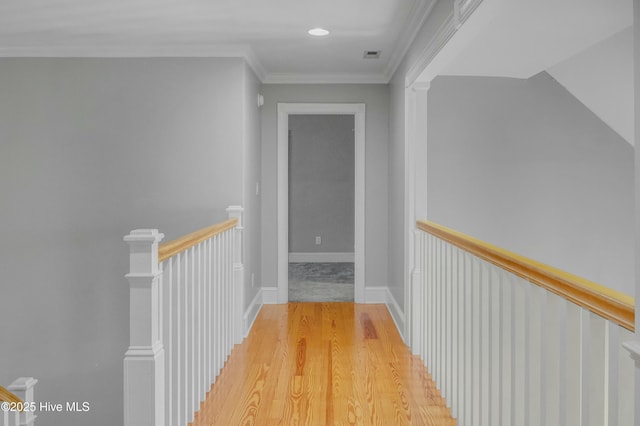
top-left (363, 286), bottom-right (406, 342)
top-left (288, 252), bottom-right (355, 263)
top-left (384, 0), bottom-right (438, 81)
top-left (386, 288), bottom-right (406, 343)
top-left (243, 289), bottom-right (263, 336)
top-left (264, 72), bottom-right (387, 85)
top-left (405, 10), bottom-right (458, 87)
top-left (405, 0), bottom-right (487, 87)
top-left (261, 286), bottom-right (279, 304)
top-left (277, 103), bottom-right (366, 304)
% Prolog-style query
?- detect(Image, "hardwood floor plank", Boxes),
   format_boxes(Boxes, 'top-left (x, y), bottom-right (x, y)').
top-left (191, 303), bottom-right (455, 425)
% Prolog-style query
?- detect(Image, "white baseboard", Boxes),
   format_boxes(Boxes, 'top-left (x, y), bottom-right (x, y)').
top-left (363, 286), bottom-right (406, 342)
top-left (288, 252), bottom-right (355, 263)
top-left (243, 289), bottom-right (263, 337)
top-left (386, 288), bottom-right (406, 342)
top-left (262, 286), bottom-right (278, 304)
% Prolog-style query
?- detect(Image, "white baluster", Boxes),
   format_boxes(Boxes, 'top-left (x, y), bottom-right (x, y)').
top-left (463, 252), bottom-right (472, 425)
top-left (587, 313), bottom-right (607, 426)
top-left (443, 242), bottom-right (451, 405)
top-left (162, 260), bottom-right (172, 423)
top-left (489, 267), bottom-right (500, 426)
top-left (177, 253), bottom-right (184, 424)
top-left (527, 284), bottom-right (542, 426)
top-left (512, 277), bottom-right (526, 426)
top-left (456, 246), bottom-right (465, 424)
top-left (450, 244), bottom-right (459, 418)
top-left (606, 322), bottom-right (619, 426)
top-left (501, 271), bottom-right (513, 425)
top-left (580, 308), bottom-right (591, 426)
top-left (170, 257), bottom-right (179, 426)
top-left (123, 229), bottom-right (165, 426)
top-left (479, 261), bottom-right (489, 426)
top-left (565, 301), bottom-right (581, 425)
top-left (471, 256), bottom-right (480, 423)
top-left (543, 291), bottom-right (562, 426)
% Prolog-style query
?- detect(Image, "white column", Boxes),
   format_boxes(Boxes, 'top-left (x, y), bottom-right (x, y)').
top-left (123, 229), bottom-right (165, 426)
top-left (406, 81), bottom-right (431, 352)
top-left (226, 206), bottom-right (245, 343)
top-left (623, 2), bottom-right (640, 426)
top-left (7, 377), bottom-right (37, 426)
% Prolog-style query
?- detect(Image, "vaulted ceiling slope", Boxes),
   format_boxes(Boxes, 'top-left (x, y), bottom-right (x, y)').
top-left (439, 0), bottom-right (634, 145)
top-left (0, 0), bottom-right (435, 83)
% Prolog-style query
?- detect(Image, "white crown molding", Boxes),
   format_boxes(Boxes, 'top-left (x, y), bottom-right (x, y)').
top-left (0, 43), bottom-right (268, 82)
top-left (404, 0), bottom-right (484, 87)
top-left (263, 72), bottom-right (388, 85)
top-left (384, 0), bottom-right (438, 82)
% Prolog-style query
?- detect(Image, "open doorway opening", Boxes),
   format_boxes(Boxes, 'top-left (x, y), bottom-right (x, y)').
top-left (277, 103), bottom-right (365, 303)
top-left (288, 114), bottom-right (355, 302)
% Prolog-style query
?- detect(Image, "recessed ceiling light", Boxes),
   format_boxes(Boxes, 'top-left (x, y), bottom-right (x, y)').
top-left (308, 28), bottom-right (330, 37)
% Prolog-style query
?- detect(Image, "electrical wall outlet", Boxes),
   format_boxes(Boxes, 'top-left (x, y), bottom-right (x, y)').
top-left (251, 273), bottom-right (255, 288)
top-left (315, 236), bottom-right (321, 245)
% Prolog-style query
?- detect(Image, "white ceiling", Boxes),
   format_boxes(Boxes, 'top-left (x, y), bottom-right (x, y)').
top-left (441, 0), bottom-right (632, 79)
top-left (0, 0), bottom-right (434, 83)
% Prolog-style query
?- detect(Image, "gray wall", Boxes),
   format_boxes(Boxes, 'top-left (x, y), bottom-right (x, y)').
top-left (388, 0), bottom-right (456, 310)
top-left (288, 115), bottom-right (355, 253)
top-left (427, 72), bottom-right (634, 296)
top-left (0, 57), bottom-right (247, 425)
top-left (242, 62), bottom-right (262, 306)
top-left (260, 84), bottom-right (389, 288)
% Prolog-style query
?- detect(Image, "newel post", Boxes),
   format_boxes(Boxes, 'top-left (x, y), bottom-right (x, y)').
top-left (226, 206), bottom-right (245, 343)
top-left (123, 229), bottom-right (165, 426)
top-left (8, 377), bottom-right (37, 426)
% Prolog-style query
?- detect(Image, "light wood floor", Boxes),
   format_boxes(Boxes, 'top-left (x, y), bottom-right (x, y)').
top-left (191, 303), bottom-right (455, 425)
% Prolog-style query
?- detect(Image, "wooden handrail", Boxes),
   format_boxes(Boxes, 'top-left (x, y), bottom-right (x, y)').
top-left (0, 385), bottom-right (21, 404)
top-left (158, 218), bottom-right (238, 263)
top-left (417, 220), bottom-right (635, 332)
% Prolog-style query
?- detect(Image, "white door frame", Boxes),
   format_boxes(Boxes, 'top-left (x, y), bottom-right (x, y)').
top-left (277, 103), bottom-right (366, 303)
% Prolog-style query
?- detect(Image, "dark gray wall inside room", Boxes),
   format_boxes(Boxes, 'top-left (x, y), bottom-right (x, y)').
top-left (288, 115), bottom-right (355, 253)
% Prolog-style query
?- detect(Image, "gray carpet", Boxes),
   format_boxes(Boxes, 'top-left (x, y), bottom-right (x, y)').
top-left (288, 262), bottom-right (354, 302)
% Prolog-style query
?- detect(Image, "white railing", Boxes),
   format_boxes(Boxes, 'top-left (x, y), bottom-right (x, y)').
top-left (413, 220), bottom-right (636, 426)
top-left (123, 206), bottom-right (244, 426)
top-left (1, 378), bottom-right (37, 426)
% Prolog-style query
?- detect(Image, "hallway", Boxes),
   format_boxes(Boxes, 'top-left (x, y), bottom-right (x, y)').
top-left (191, 303), bottom-right (455, 425)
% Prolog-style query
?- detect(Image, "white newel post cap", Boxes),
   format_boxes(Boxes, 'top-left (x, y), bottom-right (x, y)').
top-left (8, 377), bottom-right (38, 425)
top-left (226, 205), bottom-right (244, 227)
top-left (7, 377), bottom-right (37, 402)
top-left (124, 229), bottom-right (164, 274)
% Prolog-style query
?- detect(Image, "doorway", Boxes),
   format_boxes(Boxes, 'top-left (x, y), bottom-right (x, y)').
top-left (288, 114), bottom-right (355, 302)
top-left (277, 103), bottom-right (365, 303)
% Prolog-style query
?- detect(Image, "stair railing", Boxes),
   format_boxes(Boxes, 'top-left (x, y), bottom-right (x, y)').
top-left (413, 220), bottom-right (635, 426)
top-left (123, 206), bottom-right (244, 426)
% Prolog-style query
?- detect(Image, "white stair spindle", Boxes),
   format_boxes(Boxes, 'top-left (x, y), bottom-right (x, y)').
top-left (527, 284), bottom-right (542, 426)
top-left (587, 313), bottom-right (607, 426)
top-left (489, 267), bottom-right (500, 426)
top-left (501, 270), bottom-right (513, 426)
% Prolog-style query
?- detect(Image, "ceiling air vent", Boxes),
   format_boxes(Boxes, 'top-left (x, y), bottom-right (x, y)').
top-left (363, 50), bottom-right (381, 59)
